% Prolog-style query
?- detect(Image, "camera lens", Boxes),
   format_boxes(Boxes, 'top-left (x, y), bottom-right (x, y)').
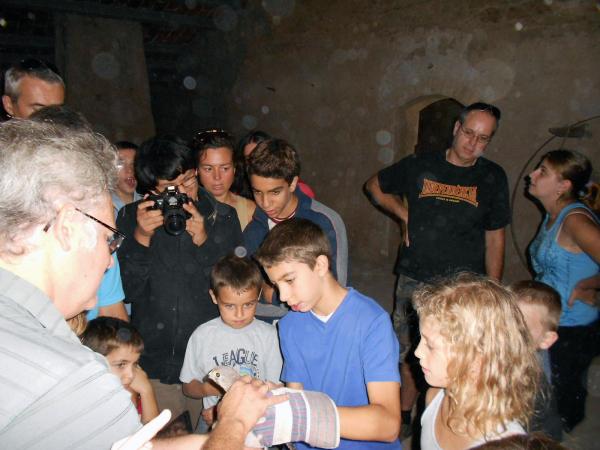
top-left (164, 210), bottom-right (187, 236)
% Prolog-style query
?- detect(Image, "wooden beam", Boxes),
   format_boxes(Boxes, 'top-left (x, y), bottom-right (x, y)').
top-left (0, 33), bottom-right (195, 56)
top-left (1, 0), bottom-right (215, 28)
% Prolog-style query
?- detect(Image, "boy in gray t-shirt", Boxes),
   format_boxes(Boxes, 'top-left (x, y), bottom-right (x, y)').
top-left (180, 253), bottom-right (283, 429)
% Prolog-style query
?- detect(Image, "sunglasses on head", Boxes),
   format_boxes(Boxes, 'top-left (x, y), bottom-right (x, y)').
top-left (192, 128), bottom-right (233, 148)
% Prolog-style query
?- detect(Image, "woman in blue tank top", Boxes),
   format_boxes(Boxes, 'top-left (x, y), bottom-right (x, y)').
top-left (527, 149), bottom-right (600, 433)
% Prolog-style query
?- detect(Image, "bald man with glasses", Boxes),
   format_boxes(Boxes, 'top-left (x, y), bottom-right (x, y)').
top-left (364, 102), bottom-right (510, 437)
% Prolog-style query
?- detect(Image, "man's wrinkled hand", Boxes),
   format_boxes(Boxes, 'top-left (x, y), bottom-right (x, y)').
top-left (217, 377), bottom-right (288, 435)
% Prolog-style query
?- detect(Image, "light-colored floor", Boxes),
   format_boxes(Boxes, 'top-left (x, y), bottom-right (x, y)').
top-left (350, 264), bottom-right (600, 449)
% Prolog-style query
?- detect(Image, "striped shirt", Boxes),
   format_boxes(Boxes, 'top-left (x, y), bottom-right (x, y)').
top-left (0, 269), bottom-right (141, 449)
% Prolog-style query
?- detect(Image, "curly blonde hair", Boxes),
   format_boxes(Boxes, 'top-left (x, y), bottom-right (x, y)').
top-left (413, 273), bottom-right (540, 438)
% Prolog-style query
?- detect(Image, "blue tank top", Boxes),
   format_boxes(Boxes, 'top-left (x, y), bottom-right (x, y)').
top-left (530, 202), bottom-right (599, 326)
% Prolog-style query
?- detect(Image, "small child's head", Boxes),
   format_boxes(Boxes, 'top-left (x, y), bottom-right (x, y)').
top-left (210, 253), bottom-right (263, 329)
top-left (509, 280), bottom-right (561, 351)
top-left (81, 317), bottom-right (144, 389)
top-left (255, 218), bottom-right (332, 312)
top-left (413, 273), bottom-right (540, 436)
top-left (246, 138), bottom-right (300, 220)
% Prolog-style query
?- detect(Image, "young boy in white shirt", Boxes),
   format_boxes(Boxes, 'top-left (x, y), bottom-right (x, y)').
top-left (180, 253), bottom-right (282, 429)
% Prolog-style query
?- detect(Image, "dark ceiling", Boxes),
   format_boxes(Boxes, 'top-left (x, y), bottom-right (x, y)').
top-left (0, 0), bottom-right (244, 83)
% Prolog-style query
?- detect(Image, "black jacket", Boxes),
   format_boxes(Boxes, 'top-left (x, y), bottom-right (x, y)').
top-left (117, 188), bottom-right (242, 383)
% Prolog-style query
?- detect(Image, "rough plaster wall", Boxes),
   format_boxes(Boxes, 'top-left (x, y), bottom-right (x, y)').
top-left (151, 27), bottom-right (246, 138)
top-left (228, 0), bottom-right (600, 283)
top-left (55, 14), bottom-right (155, 143)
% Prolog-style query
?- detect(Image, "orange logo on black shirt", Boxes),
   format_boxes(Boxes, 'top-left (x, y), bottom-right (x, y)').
top-left (419, 178), bottom-right (478, 206)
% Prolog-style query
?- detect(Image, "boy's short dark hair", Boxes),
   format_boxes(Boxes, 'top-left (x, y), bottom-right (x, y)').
top-left (509, 280), bottom-right (562, 332)
top-left (135, 135), bottom-right (196, 194)
top-left (246, 138), bottom-right (300, 184)
top-left (81, 317), bottom-right (144, 356)
top-left (114, 141), bottom-right (139, 151)
top-left (255, 218), bottom-right (331, 270)
top-left (210, 253), bottom-right (263, 296)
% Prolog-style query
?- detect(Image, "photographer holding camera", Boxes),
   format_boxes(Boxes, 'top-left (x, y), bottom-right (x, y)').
top-left (116, 136), bottom-right (242, 426)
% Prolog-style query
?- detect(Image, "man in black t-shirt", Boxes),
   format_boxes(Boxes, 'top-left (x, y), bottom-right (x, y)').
top-left (364, 102), bottom-right (510, 436)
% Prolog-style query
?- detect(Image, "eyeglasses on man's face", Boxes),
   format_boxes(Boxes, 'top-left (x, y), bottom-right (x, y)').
top-left (459, 125), bottom-right (492, 145)
top-left (75, 209), bottom-right (125, 254)
top-left (43, 208), bottom-right (125, 254)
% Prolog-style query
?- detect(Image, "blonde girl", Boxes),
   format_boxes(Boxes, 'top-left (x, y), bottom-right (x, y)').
top-left (413, 274), bottom-right (540, 450)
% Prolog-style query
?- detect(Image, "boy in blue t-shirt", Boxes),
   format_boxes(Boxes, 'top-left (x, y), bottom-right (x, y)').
top-left (255, 218), bottom-right (402, 450)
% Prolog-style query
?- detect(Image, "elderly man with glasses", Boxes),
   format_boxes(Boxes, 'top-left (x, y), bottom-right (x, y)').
top-left (364, 102), bottom-right (510, 437)
top-left (0, 119), bottom-right (284, 450)
top-left (116, 136), bottom-right (243, 428)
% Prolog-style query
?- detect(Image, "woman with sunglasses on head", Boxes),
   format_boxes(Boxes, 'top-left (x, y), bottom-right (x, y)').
top-left (192, 130), bottom-right (256, 230)
top-left (527, 149), bottom-right (600, 433)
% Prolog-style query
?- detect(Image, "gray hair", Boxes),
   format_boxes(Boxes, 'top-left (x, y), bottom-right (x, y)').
top-left (4, 62), bottom-right (65, 101)
top-left (0, 120), bottom-right (117, 256)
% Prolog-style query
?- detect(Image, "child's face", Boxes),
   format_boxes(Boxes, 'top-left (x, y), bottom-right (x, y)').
top-left (116, 148), bottom-right (137, 197)
top-left (106, 345), bottom-right (141, 389)
top-left (250, 175), bottom-right (298, 220)
top-left (265, 258), bottom-right (326, 313)
top-left (415, 317), bottom-right (450, 388)
top-left (211, 286), bottom-right (259, 329)
top-left (517, 302), bottom-right (558, 350)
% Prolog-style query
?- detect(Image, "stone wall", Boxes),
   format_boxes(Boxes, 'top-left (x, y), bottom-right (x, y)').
top-left (56, 14), bottom-right (155, 143)
top-left (227, 0), bottom-right (600, 283)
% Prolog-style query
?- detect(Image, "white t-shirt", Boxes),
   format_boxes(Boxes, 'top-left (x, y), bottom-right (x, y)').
top-left (180, 317), bottom-right (283, 408)
top-left (421, 389), bottom-right (525, 450)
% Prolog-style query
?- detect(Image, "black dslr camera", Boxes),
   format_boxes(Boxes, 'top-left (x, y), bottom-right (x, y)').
top-left (147, 186), bottom-right (192, 236)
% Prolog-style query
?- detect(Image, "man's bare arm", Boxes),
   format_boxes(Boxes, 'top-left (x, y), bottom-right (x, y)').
top-left (485, 228), bottom-right (505, 281)
top-left (364, 175), bottom-right (408, 223)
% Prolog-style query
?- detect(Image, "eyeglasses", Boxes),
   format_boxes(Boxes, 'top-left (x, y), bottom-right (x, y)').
top-left (75, 209), bottom-right (125, 254)
top-left (43, 208), bottom-right (126, 254)
top-left (156, 172), bottom-right (197, 193)
top-left (191, 128), bottom-right (233, 149)
top-left (459, 125), bottom-right (492, 145)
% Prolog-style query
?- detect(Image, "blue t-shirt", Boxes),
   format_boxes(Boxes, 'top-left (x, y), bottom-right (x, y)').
top-left (279, 288), bottom-right (401, 450)
top-left (86, 255), bottom-right (125, 320)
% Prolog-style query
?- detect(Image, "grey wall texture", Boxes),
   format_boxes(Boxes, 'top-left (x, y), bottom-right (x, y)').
top-left (56, 14), bottom-right (155, 143)
top-left (226, 0), bottom-right (600, 283)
